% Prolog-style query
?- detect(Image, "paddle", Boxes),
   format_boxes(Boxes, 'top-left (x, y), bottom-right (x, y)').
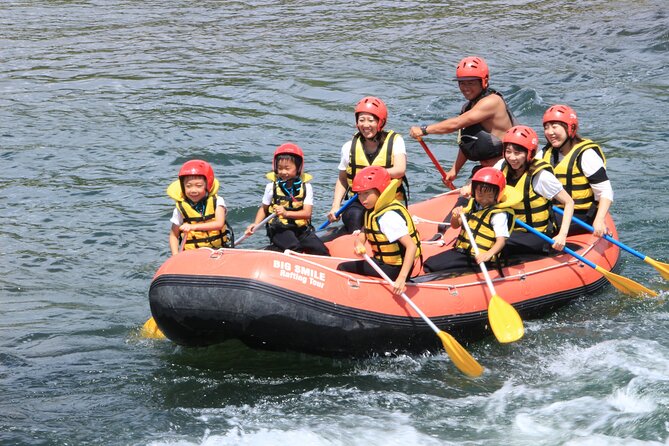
top-left (141, 228), bottom-right (191, 339)
top-left (140, 316), bottom-right (165, 339)
top-left (362, 253), bottom-right (483, 377)
top-left (318, 193), bottom-right (359, 230)
top-left (178, 231), bottom-right (188, 251)
top-left (417, 137), bottom-right (456, 190)
top-left (234, 212), bottom-right (277, 246)
top-left (460, 213), bottom-right (524, 343)
top-left (514, 219), bottom-right (657, 297)
top-left (553, 206), bottom-right (669, 281)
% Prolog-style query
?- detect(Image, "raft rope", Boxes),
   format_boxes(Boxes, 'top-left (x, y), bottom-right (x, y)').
top-left (317, 187), bottom-right (462, 220)
top-left (283, 249), bottom-right (390, 286)
top-left (197, 210), bottom-right (604, 295)
top-left (284, 240), bottom-right (600, 293)
top-left (414, 242), bottom-right (599, 290)
top-left (412, 215), bottom-right (452, 227)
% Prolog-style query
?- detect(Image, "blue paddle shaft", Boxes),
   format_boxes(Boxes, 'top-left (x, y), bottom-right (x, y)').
top-left (317, 193), bottom-right (358, 230)
top-left (552, 206), bottom-right (646, 261)
top-left (514, 219), bottom-right (597, 270)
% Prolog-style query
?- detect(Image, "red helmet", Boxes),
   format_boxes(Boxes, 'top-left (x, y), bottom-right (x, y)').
top-left (543, 104), bottom-right (578, 139)
top-left (471, 167), bottom-right (506, 201)
top-left (354, 96), bottom-right (388, 132)
top-left (178, 159), bottom-right (215, 192)
top-left (273, 142), bottom-right (304, 174)
top-left (455, 56), bottom-right (489, 89)
top-left (503, 125), bottom-right (539, 160)
top-left (351, 165), bottom-right (391, 193)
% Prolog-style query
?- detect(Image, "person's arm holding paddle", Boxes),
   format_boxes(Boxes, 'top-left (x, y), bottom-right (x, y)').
top-left (391, 233), bottom-right (417, 295)
top-left (169, 224), bottom-right (182, 256)
top-left (446, 149), bottom-right (468, 185)
top-left (454, 205), bottom-right (508, 265)
top-left (550, 189), bottom-right (574, 251)
top-left (338, 167), bottom-right (422, 296)
top-left (328, 170), bottom-right (349, 223)
top-left (246, 204), bottom-right (271, 237)
top-left (592, 197), bottom-right (612, 238)
top-left (411, 57), bottom-right (515, 185)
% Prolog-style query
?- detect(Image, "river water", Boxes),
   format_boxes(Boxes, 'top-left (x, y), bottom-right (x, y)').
top-left (1, 1), bottom-right (668, 445)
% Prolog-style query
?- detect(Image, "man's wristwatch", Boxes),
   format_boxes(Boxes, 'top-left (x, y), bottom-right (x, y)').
top-left (420, 125), bottom-right (429, 135)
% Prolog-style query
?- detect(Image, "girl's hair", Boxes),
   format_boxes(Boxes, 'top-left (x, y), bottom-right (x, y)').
top-left (376, 130), bottom-right (388, 145)
top-left (504, 142), bottom-right (528, 156)
top-left (360, 130), bottom-right (389, 159)
top-left (527, 160), bottom-right (540, 176)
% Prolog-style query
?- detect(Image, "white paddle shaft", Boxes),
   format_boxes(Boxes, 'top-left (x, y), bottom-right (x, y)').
top-left (235, 212), bottom-right (276, 246)
top-left (362, 254), bottom-right (439, 334)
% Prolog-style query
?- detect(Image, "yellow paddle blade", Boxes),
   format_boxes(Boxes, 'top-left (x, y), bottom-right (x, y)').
top-left (140, 317), bottom-right (166, 339)
top-left (596, 266), bottom-right (658, 297)
top-left (437, 331), bottom-right (484, 377)
top-left (645, 257), bottom-right (669, 281)
top-left (488, 294), bottom-right (524, 343)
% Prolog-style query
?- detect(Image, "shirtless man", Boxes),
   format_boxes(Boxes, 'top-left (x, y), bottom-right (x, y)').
top-left (410, 56), bottom-right (516, 184)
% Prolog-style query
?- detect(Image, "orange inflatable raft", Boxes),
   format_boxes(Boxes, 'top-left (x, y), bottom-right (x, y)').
top-left (149, 190), bottom-right (620, 356)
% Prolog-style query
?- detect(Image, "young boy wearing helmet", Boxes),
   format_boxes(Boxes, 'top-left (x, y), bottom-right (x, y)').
top-left (409, 56), bottom-right (517, 184)
top-left (423, 167), bottom-right (521, 273)
top-left (496, 125), bottom-right (575, 255)
top-left (327, 96), bottom-right (408, 234)
top-left (245, 143), bottom-right (330, 256)
top-left (336, 166), bottom-right (421, 296)
top-left (538, 104), bottom-right (613, 237)
top-left (167, 159), bottom-right (232, 255)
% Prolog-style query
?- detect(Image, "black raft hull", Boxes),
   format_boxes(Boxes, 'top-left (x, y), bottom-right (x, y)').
top-left (149, 270), bottom-right (611, 357)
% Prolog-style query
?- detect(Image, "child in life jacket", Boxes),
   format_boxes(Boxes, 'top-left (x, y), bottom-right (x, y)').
top-left (336, 166), bottom-right (422, 295)
top-left (167, 159), bottom-right (232, 256)
top-left (497, 125), bottom-right (574, 255)
top-left (245, 143), bottom-right (330, 256)
top-left (423, 167), bottom-right (521, 273)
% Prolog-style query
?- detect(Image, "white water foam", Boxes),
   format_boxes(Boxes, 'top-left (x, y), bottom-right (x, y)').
top-left (497, 335), bottom-right (669, 445)
top-left (147, 412), bottom-right (450, 446)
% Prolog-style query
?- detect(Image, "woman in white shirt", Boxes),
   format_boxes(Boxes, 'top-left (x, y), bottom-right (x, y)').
top-left (327, 96), bottom-right (407, 234)
top-left (538, 105), bottom-right (613, 237)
